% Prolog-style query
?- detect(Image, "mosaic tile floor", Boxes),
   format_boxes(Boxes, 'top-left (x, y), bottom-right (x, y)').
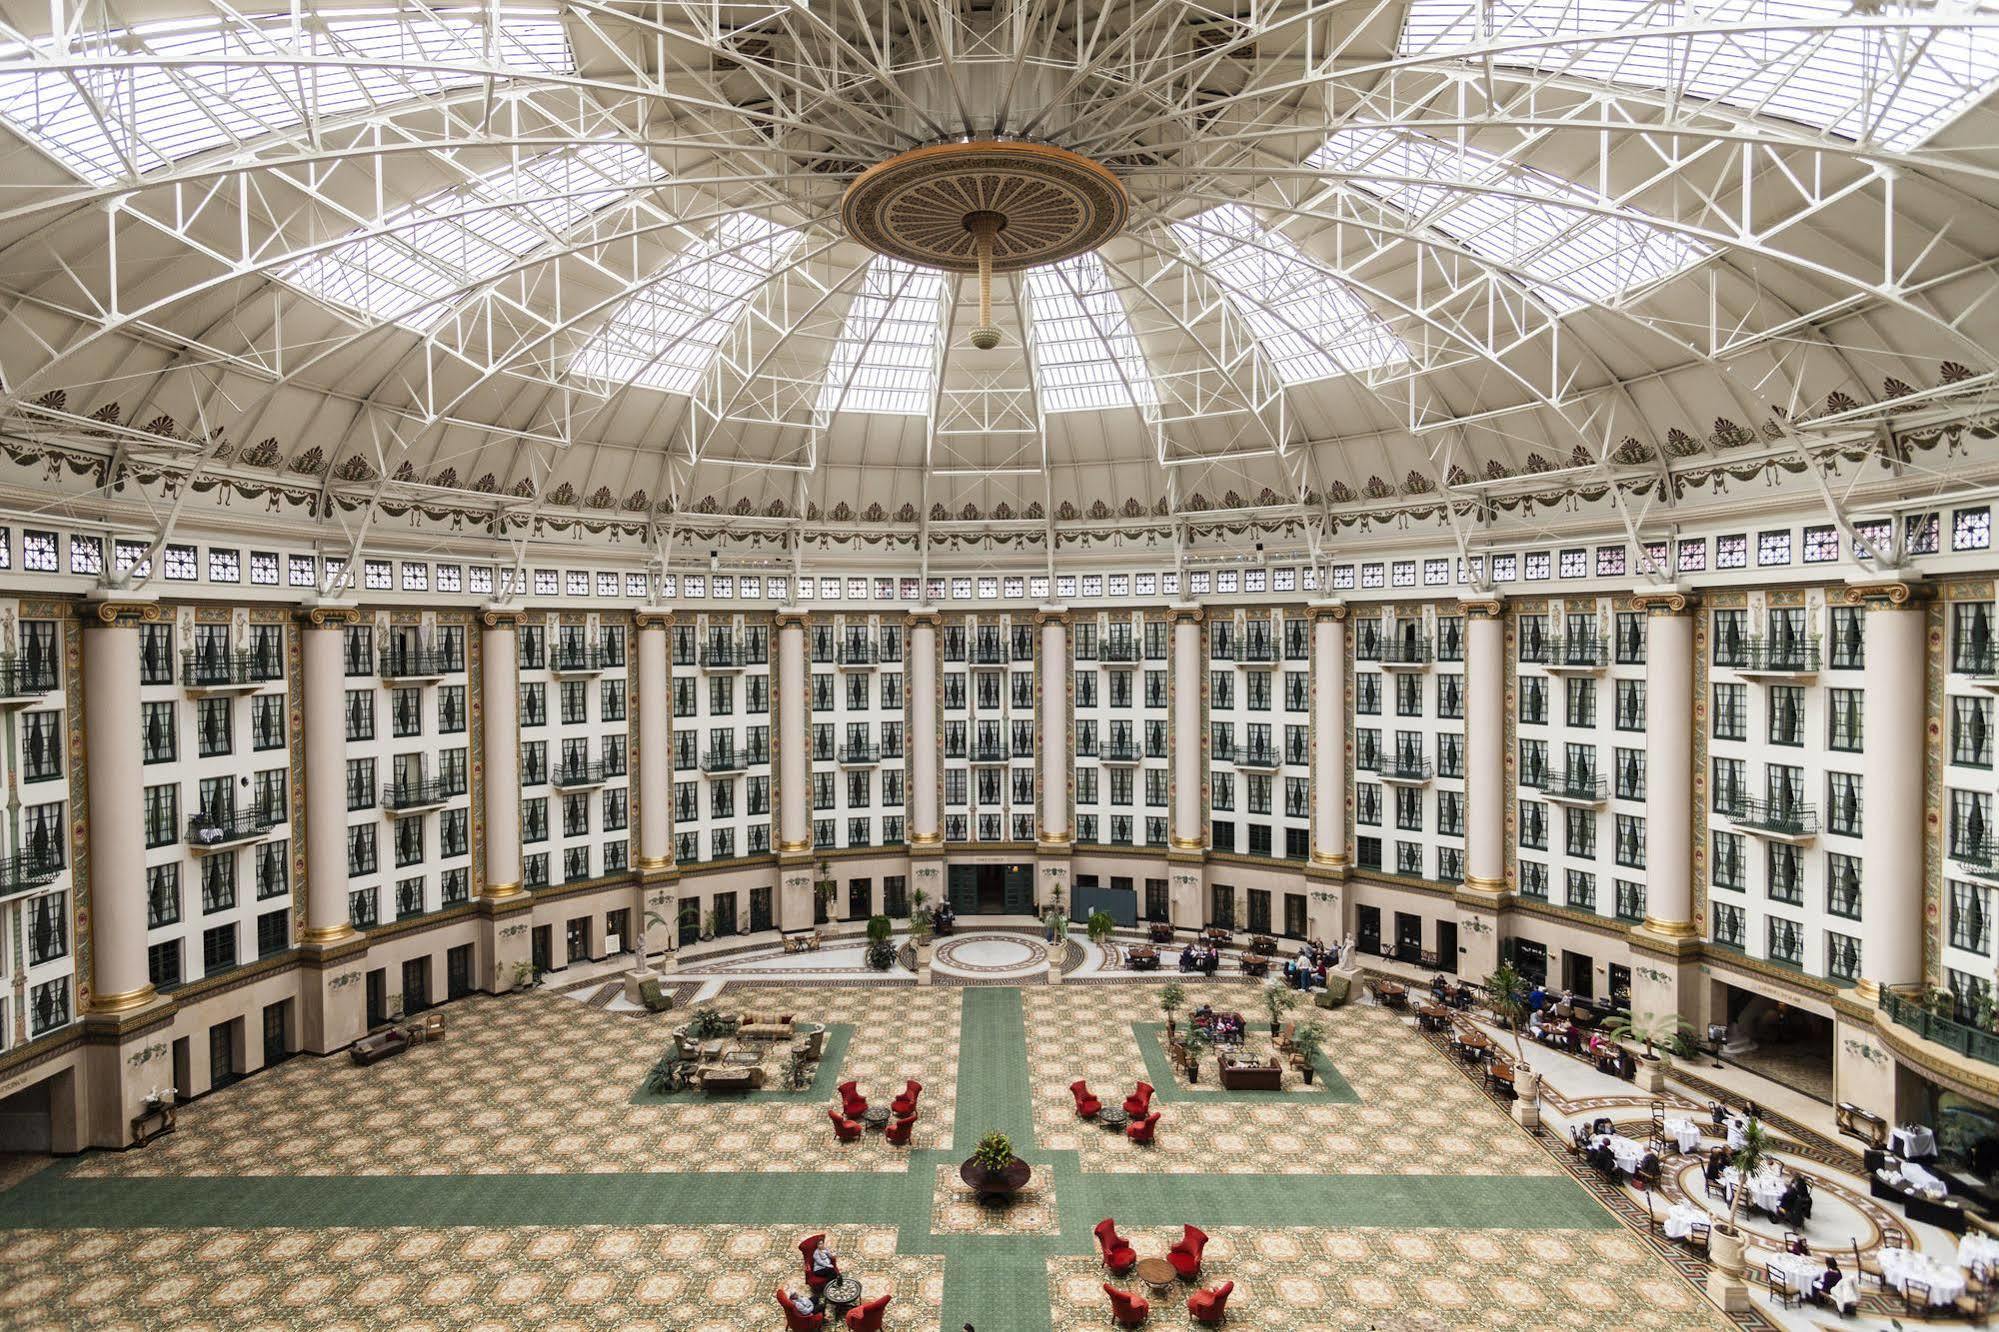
top-left (0, 975), bottom-right (1745, 1331)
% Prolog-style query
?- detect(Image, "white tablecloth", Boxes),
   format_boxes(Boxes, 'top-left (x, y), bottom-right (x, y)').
top-left (1765, 1251), bottom-right (1824, 1296)
top-left (1662, 1203), bottom-right (1706, 1241)
top-left (1879, 1246), bottom-right (1966, 1306)
top-left (1720, 1164), bottom-right (1787, 1213)
top-left (1891, 1124), bottom-right (1938, 1159)
top-left (1725, 1115), bottom-right (1749, 1150)
top-left (1664, 1117), bottom-right (1702, 1154)
top-left (1961, 1232), bottom-right (1999, 1276)
top-left (1593, 1133), bottom-right (1649, 1173)
top-left (1899, 1161), bottom-right (1948, 1198)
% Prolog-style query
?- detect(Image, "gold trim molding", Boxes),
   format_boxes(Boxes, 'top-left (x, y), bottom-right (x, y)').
top-left (1630, 591), bottom-right (1696, 616)
top-left (1457, 598), bottom-right (1503, 619)
top-left (87, 983), bottom-right (158, 1015)
top-left (633, 609), bottom-right (674, 630)
top-left (89, 600), bottom-right (161, 627)
top-left (1838, 581), bottom-right (1926, 611)
top-left (479, 881), bottom-right (523, 900)
top-left (299, 922), bottom-right (359, 946)
top-left (1641, 914), bottom-right (1700, 939)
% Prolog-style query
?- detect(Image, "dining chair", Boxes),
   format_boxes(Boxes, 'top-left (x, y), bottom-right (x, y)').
top-left (1687, 1223), bottom-right (1710, 1255)
top-left (1904, 1278), bottom-right (1931, 1316)
top-left (1765, 1264), bottom-right (1798, 1309)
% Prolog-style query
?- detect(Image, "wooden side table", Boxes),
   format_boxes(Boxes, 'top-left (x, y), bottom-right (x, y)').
top-left (1134, 1257), bottom-right (1176, 1292)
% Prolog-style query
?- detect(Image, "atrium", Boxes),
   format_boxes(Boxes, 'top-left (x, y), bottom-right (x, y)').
top-left (0, 0), bottom-right (1996, 1328)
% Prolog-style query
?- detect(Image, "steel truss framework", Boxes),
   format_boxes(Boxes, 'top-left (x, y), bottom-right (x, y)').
top-left (0, 0), bottom-right (1992, 577)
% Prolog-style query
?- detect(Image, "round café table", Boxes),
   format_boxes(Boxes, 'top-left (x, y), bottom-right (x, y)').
top-left (1134, 1257), bottom-right (1177, 1293)
top-left (1098, 1107), bottom-right (1131, 1132)
top-left (823, 1276), bottom-right (863, 1314)
top-left (862, 1107), bottom-right (892, 1131)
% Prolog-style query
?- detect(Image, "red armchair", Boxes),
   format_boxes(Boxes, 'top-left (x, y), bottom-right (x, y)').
top-left (1070, 1079), bottom-right (1102, 1119)
top-left (844, 1294), bottom-right (891, 1331)
top-left (1126, 1111), bottom-right (1160, 1144)
top-left (1167, 1225), bottom-right (1208, 1279)
top-left (1093, 1218), bottom-right (1137, 1274)
top-left (890, 1079), bottom-right (922, 1116)
top-left (837, 1080), bottom-right (868, 1118)
top-left (800, 1234), bottom-right (838, 1291)
top-left (828, 1109), bottom-right (863, 1142)
top-left (1104, 1282), bottom-right (1150, 1327)
top-left (884, 1111), bottom-right (916, 1146)
top-left (1187, 1280), bottom-right (1233, 1324)
top-left (1123, 1082), bottom-right (1154, 1117)
top-left (776, 1287), bottom-right (826, 1332)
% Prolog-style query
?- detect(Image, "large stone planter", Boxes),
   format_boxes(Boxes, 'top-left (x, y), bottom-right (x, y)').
top-left (1706, 1227), bottom-right (1749, 1311)
top-left (1636, 1054), bottom-right (1668, 1094)
top-left (1512, 1068), bottom-right (1540, 1129)
top-left (1045, 939), bottom-right (1064, 984)
top-left (914, 939), bottom-right (932, 987)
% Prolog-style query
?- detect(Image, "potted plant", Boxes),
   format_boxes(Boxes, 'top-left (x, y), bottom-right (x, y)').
top-left (1086, 909), bottom-right (1115, 950)
top-left (958, 1129), bottom-right (1031, 1203)
top-left (699, 908), bottom-right (719, 942)
top-left (1482, 962), bottom-right (1529, 1066)
top-left (1290, 1021), bottom-right (1326, 1085)
top-left (1160, 981), bottom-right (1187, 1037)
top-left (1178, 1023), bottom-right (1212, 1083)
top-left (814, 857), bottom-right (838, 921)
top-left (1264, 984), bottom-right (1297, 1037)
top-left (1707, 1117), bottom-right (1769, 1308)
top-left (510, 960), bottom-right (539, 991)
top-left (1603, 1010), bottom-right (1692, 1091)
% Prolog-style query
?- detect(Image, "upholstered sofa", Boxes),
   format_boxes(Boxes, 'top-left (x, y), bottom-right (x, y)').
top-left (351, 1028), bottom-right (410, 1066)
top-left (1217, 1057), bottom-right (1283, 1091)
top-left (738, 1010), bottom-right (797, 1041)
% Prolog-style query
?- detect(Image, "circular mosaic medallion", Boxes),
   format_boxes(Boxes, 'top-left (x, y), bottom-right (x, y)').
top-left (932, 934), bottom-right (1048, 976)
top-left (840, 140), bottom-right (1128, 273)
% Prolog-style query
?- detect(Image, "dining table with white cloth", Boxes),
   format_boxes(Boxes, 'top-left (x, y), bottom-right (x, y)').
top-left (1891, 1124), bottom-right (1938, 1160)
top-left (1960, 1231), bottom-right (1999, 1277)
top-left (1898, 1161), bottom-right (1948, 1198)
top-left (1662, 1202), bottom-right (1707, 1241)
top-left (1592, 1133), bottom-right (1650, 1174)
top-left (1879, 1246), bottom-right (1967, 1306)
top-left (1765, 1251), bottom-right (1826, 1296)
top-left (1664, 1116), bottom-right (1703, 1154)
top-left (1719, 1163), bottom-right (1787, 1213)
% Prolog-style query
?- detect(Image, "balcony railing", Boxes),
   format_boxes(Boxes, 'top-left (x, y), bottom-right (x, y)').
top-left (0, 850), bottom-right (62, 903)
top-left (0, 654), bottom-right (58, 698)
top-left (1097, 640), bottom-right (1140, 663)
top-left (382, 778), bottom-right (449, 811)
top-left (1232, 640), bottom-right (1279, 665)
top-left (701, 749), bottom-right (748, 773)
top-left (1100, 741), bottom-right (1142, 763)
top-left (838, 743), bottom-right (879, 765)
top-left (1949, 832), bottom-right (1999, 880)
top-left (700, 642), bottom-right (755, 669)
top-left (1727, 636), bottom-right (1822, 675)
top-left (551, 646), bottom-right (607, 675)
top-left (1882, 986), bottom-right (1999, 1068)
top-left (1543, 637), bottom-right (1608, 670)
top-left (969, 743), bottom-right (1010, 764)
top-left (1719, 795), bottom-right (1819, 838)
top-left (186, 807), bottom-right (281, 848)
top-left (1542, 770), bottom-right (1608, 803)
top-left (181, 650), bottom-right (283, 689)
top-left (1381, 756), bottom-right (1433, 782)
top-left (969, 642), bottom-right (1009, 665)
top-left (836, 642), bottom-right (878, 667)
top-left (1234, 746), bottom-right (1282, 769)
top-left (380, 648), bottom-right (455, 680)
top-left (553, 761), bottom-right (606, 788)
top-left (1378, 638), bottom-right (1433, 667)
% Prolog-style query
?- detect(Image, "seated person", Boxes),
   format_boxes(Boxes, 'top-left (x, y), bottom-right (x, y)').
top-left (1201, 948), bottom-right (1219, 976)
top-left (1431, 974), bottom-right (1450, 1001)
top-left (1637, 1149), bottom-right (1661, 1179)
top-left (1193, 1003), bottom-right (1213, 1027)
top-left (1452, 981), bottom-right (1474, 1009)
top-left (1179, 945), bottom-right (1199, 972)
top-left (791, 1289), bottom-right (821, 1317)
top-left (1704, 1145), bottom-right (1730, 1183)
top-left (1810, 1258), bottom-right (1852, 1313)
top-left (810, 1243), bottom-right (840, 1282)
top-left (1592, 1116), bottom-right (1614, 1137)
top-left (1527, 1010), bottom-right (1546, 1039)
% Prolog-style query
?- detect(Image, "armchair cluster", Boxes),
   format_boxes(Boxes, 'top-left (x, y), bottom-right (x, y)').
top-left (775, 1234), bottom-right (892, 1330)
top-left (1069, 1079), bottom-right (1160, 1143)
top-left (827, 1079), bottom-right (921, 1144)
top-left (1095, 1219), bottom-right (1230, 1325)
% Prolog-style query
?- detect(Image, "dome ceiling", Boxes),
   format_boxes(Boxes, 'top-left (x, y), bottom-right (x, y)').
top-left (0, 0), bottom-right (1995, 556)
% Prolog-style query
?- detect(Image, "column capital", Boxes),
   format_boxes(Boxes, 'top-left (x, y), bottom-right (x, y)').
top-left (906, 607), bottom-right (941, 627)
top-left (1838, 579), bottom-right (1929, 611)
top-left (1034, 605), bottom-right (1070, 627)
top-left (86, 596), bottom-right (161, 627)
top-left (296, 602), bottom-right (362, 628)
top-left (480, 605), bottom-right (524, 629)
top-left (775, 606), bottom-right (810, 629)
top-left (633, 607), bottom-right (674, 630)
top-left (1309, 599), bottom-right (1348, 623)
top-left (1457, 596), bottom-right (1504, 620)
top-left (1630, 588), bottom-right (1698, 616)
top-left (1168, 602), bottom-right (1205, 625)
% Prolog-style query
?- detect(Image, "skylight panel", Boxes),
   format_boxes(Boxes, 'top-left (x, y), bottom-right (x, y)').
top-left (1397, 0), bottom-right (1999, 151)
top-left (1022, 255), bottom-right (1156, 414)
top-left (1306, 129), bottom-right (1711, 310)
top-left (283, 141), bottom-right (656, 330)
top-left (569, 212), bottom-right (798, 396)
top-left (0, 9), bottom-right (573, 185)
top-left (817, 258), bottom-right (948, 416)
top-left (1171, 203), bottom-right (1407, 384)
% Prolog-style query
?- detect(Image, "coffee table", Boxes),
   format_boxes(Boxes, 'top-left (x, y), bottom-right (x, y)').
top-left (722, 1048), bottom-right (761, 1067)
top-left (823, 1276), bottom-right (863, 1311)
top-left (862, 1106), bottom-right (893, 1131)
top-left (1135, 1257), bottom-right (1176, 1292)
top-left (1098, 1107), bottom-right (1131, 1132)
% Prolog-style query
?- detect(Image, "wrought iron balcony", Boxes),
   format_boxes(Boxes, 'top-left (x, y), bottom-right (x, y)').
top-left (1882, 986), bottom-right (1999, 1068)
top-left (1380, 756), bottom-right (1433, 784)
top-left (701, 749), bottom-right (748, 773)
top-left (970, 742), bottom-right (1010, 764)
top-left (1541, 770), bottom-right (1608, 806)
top-left (1232, 640), bottom-right (1279, 666)
top-left (1097, 640), bottom-right (1140, 663)
top-left (551, 646), bottom-right (607, 676)
top-left (553, 761), bottom-right (607, 789)
top-left (836, 642), bottom-right (878, 667)
top-left (1542, 637), bottom-right (1608, 674)
top-left (1377, 638), bottom-right (1433, 670)
top-left (838, 743), bottom-right (879, 765)
top-left (1720, 795), bottom-right (1819, 840)
top-left (1100, 741), bottom-right (1142, 764)
top-left (0, 850), bottom-right (62, 904)
top-left (1729, 636), bottom-right (1822, 679)
top-left (186, 807), bottom-right (281, 851)
top-left (0, 653), bottom-right (58, 702)
top-left (969, 642), bottom-right (1009, 666)
top-left (380, 648), bottom-right (455, 681)
top-left (1950, 832), bottom-right (1999, 881)
top-left (700, 642), bottom-right (753, 670)
top-left (181, 650), bottom-right (283, 691)
top-left (382, 777), bottom-right (450, 811)
top-left (1233, 745), bottom-right (1282, 769)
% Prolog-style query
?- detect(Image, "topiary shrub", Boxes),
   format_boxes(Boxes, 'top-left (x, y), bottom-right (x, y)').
top-left (866, 939), bottom-right (896, 970)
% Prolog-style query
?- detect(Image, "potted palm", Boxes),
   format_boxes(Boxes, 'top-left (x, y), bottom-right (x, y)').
top-left (1263, 984), bottom-right (1297, 1037)
top-left (959, 1129), bottom-right (1031, 1204)
top-left (1603, 1010), bottom-right (1691, 1093)
top-left (1160, 981), bottom-right (1187, 1038)
top-left (1707, 1117), bottom-right (1769, 1310)
top-left (1290, 1021), bottom-right (1327, 1085)
top-left (864, 915), bottom-right (895, 971)
top-left (1483, 962), bottom-right (1538, 1125)
top-left (910, 888), bottom-right (935, 986)
top-left (1178, 1023), bottom-right (1212, 1084)
top-left (1086, 910), bottom-right (1115, 950)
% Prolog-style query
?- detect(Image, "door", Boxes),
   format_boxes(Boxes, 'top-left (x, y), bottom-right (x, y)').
top-left (365, 968), bottom-right (388, 1029)
top-left (1434, 921), bottom-right (1458, 975)
top-left (604, 909), bottom-right (629, 954)
top-left (1246, 889), bottom-right (1272, 934)
top-left (565, 917), bottom-right (590, 963)
top-left (1282, 893), bottom-right (1307, 939)
top-left (446, 944), bottom-right (473, 999)
top-left (401, 956), bottom-right (431, 1013)
top-left (947, 865), bottom-right (978, 915)
top-left (1393, 912), bottom-right (1423, 963)
top-left (1608, 963), bottom-right (1631, 1011)
top-left (1209, 883), bottom-right (1235, 930)
top-left (208, 1020), bottom-right (238, 1088)
top-left (1357, 905), bottom-right (1381, 956)
top-left (1562, 950), bottom-right (1595, 1000)
top-left (1002, 864), bottom-right (1033, 914)
top-left (1145, 878), bottom-right (1170, 923)
top-left (531, 924), bottom-right (554, 974)
top-left (1512, 938), bottom-right (1549, 985)
top-left (712, 892), bottom-right (738, 938)
top-left (677, 900), bottom-right (700, 947)
top-left (261, 1001), bottom-right (290, 1068)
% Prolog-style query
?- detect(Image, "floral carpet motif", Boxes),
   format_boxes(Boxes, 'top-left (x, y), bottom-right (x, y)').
top-left (1024, 984), bottom-right (1554, 1176)
top-left (0, 1223), bottom-right (942, 1330)
top-left (70, 988), bottom-right (963, 1178)
top-left (1048, 1225), bottom-right (1731, 1331)
top-left (929, 1163), bottom-right (1060, 1235)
